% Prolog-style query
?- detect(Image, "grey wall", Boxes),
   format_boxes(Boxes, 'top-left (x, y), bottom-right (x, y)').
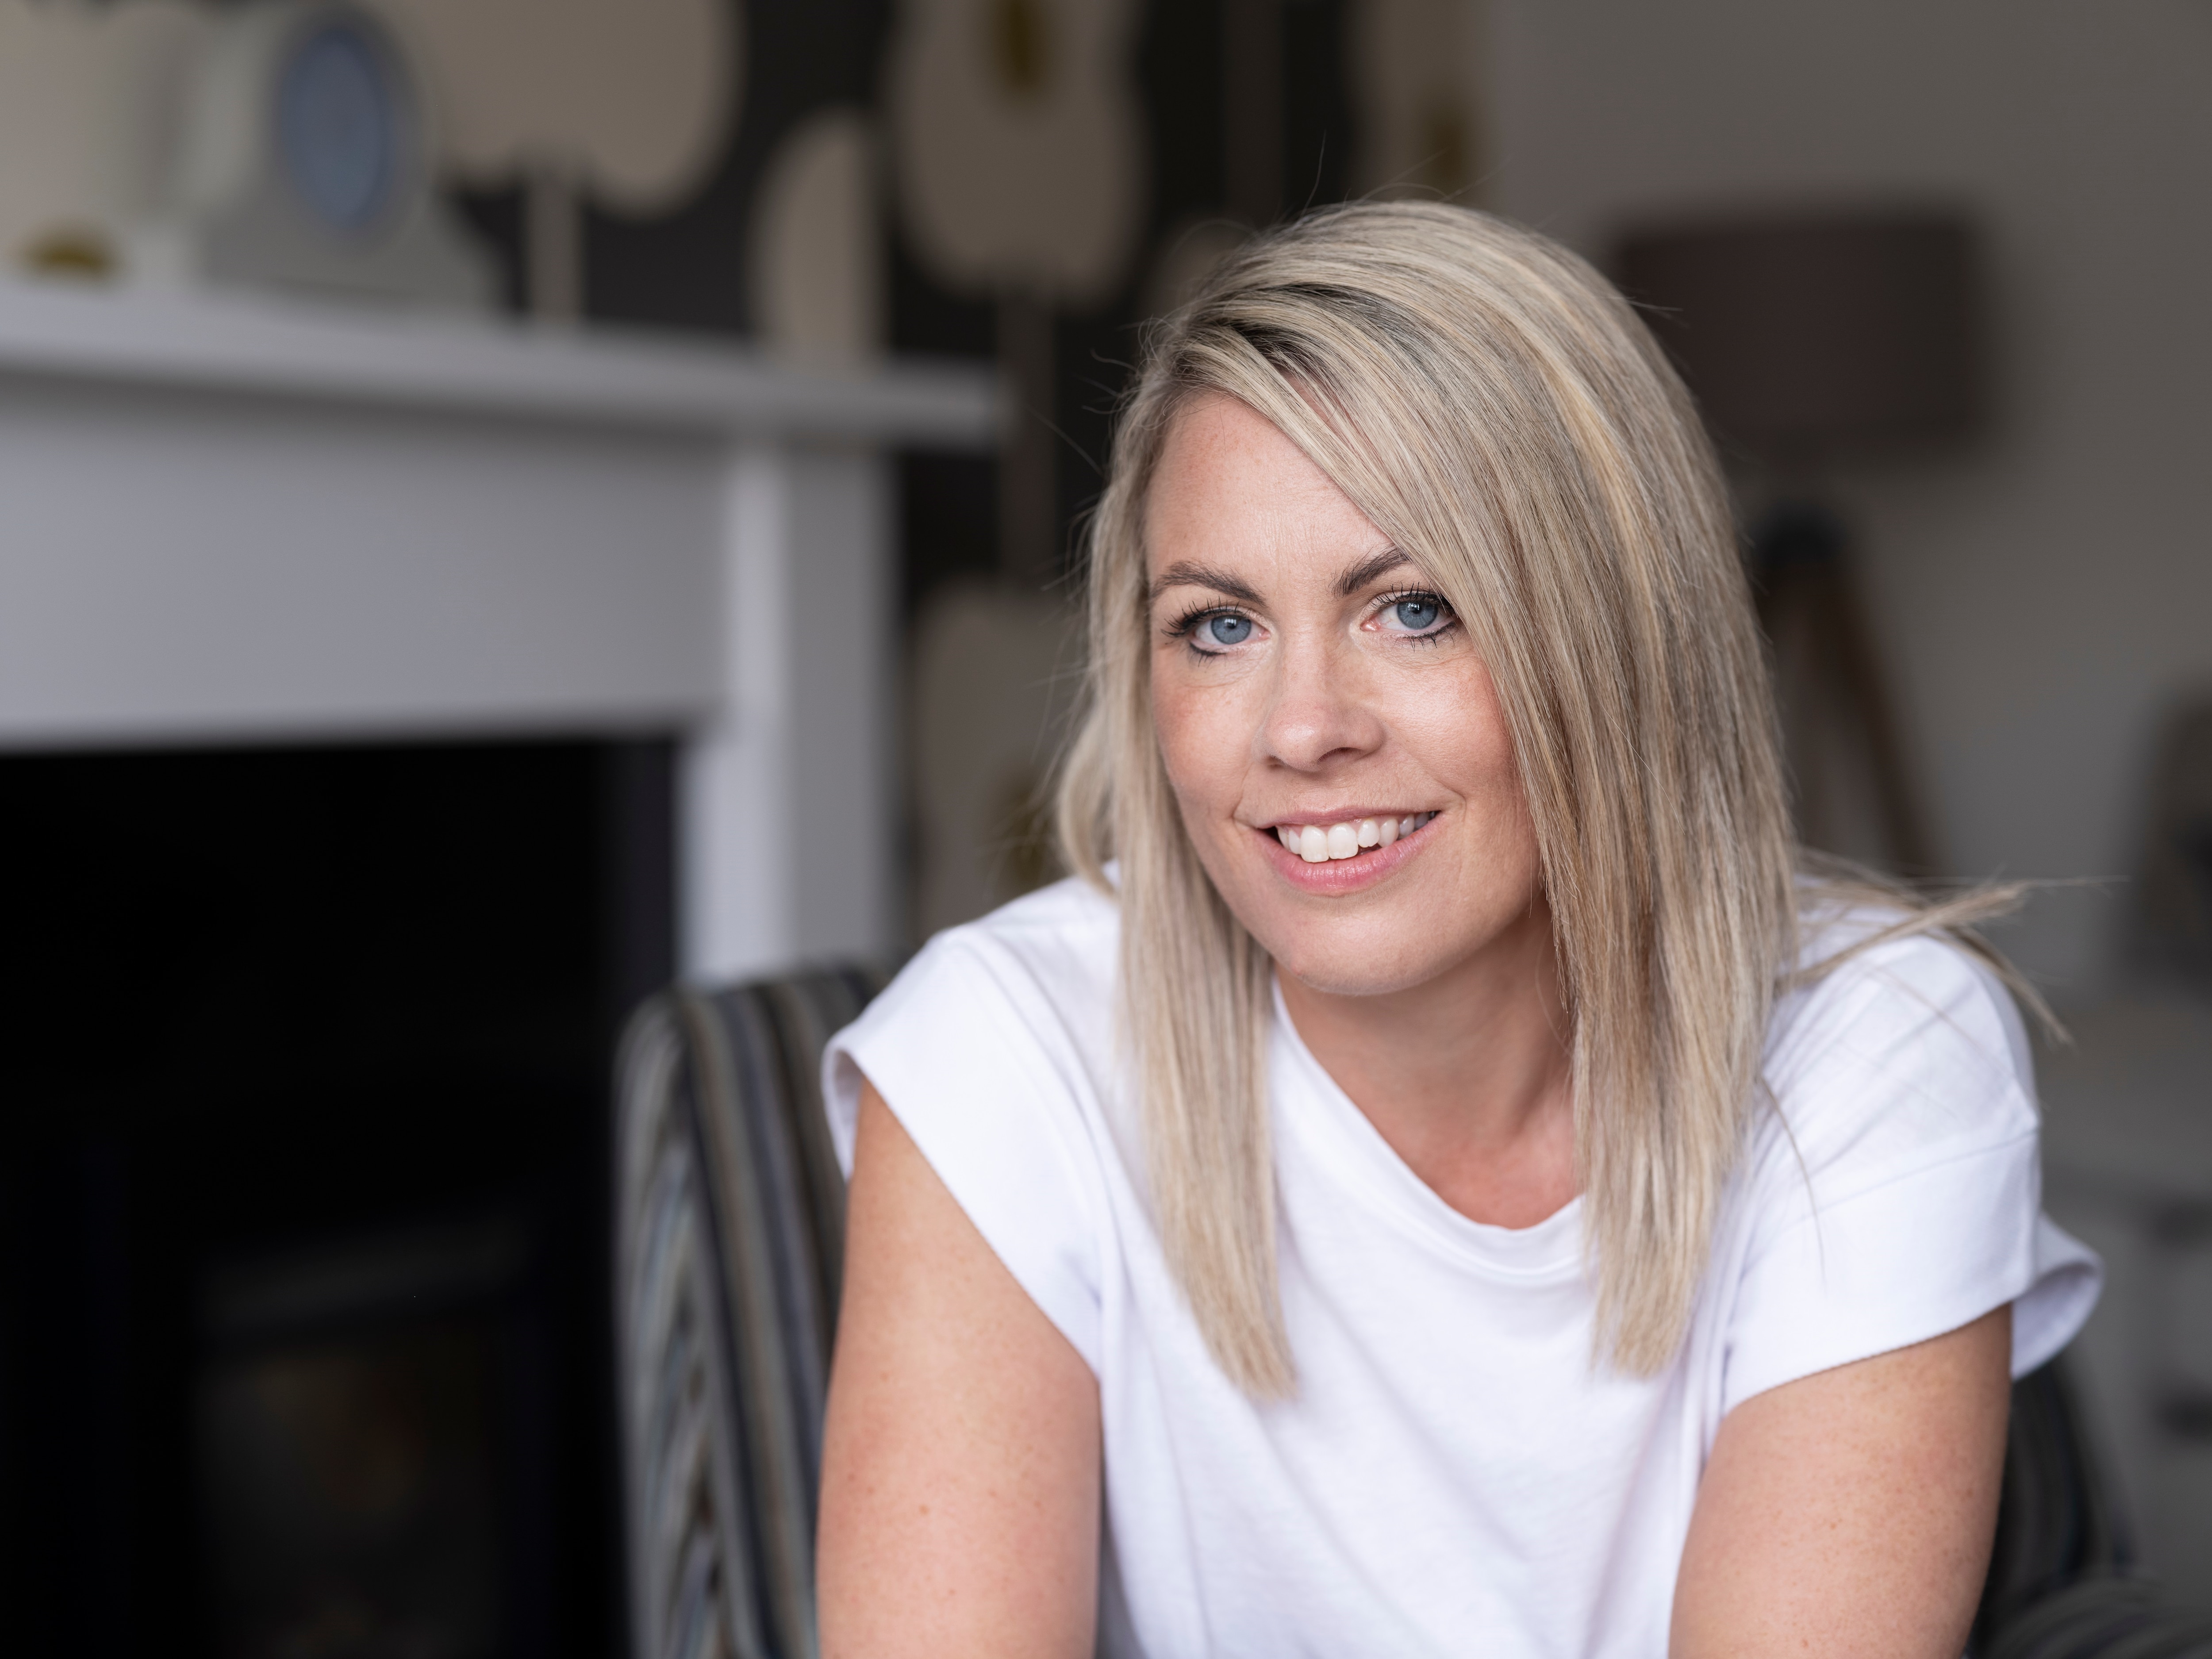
top-left (1482, 0), bottom-right (2212, 997)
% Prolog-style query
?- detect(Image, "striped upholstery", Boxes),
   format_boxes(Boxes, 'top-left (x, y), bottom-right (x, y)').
top-left (615, 967), bottom-right (884, 1659)
top-left (614, 964), bottom-right (2206, 1659)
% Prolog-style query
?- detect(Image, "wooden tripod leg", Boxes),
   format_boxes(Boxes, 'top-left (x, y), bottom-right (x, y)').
top-left (1811, 556), bottom-right (1935, 874)
top-left (1754, 505), bottom-right (1935, 875)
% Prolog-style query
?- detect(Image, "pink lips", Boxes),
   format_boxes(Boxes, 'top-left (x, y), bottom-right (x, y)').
top-left (1256, 812), bottom-right (1436, 894)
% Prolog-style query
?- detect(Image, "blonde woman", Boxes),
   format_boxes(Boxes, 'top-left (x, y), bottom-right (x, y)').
top-left (815, 203), bottom-right (2099, 1657)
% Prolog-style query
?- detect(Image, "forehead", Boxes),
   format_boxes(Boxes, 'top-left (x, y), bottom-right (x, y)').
top-left (1143, 393), bottom-right (1383, 579)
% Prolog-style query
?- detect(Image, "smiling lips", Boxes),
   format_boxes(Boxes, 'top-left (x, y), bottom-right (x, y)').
top-left (1271, 812), bottom-right (1438, 864)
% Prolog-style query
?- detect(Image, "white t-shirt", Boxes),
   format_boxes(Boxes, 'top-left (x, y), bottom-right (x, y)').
top-left (823, 876), bottom-right (2101, 1658)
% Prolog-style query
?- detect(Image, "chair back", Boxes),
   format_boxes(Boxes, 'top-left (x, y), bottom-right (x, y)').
top-left (1973, 1360), bottom-right (2212, 1655)
top-left (614, 967), bottom-right (883, 1659)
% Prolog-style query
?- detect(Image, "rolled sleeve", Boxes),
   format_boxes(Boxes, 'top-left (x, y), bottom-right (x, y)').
top-left (1724, 931), bottom-right (2103, 1414)
top-left (824, 934), bottom-right (1107, 1374)
top-left (1723, 1129), bottom-right (2096, 1413)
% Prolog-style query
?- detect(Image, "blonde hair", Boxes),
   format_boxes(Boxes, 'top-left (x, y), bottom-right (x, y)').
top-left (1054, 201), bottom-right (2016, 1397)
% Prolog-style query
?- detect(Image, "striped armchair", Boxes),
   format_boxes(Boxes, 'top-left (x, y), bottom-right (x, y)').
top-left (611, 965), bottom-right (2211, 1659)
top-left (614, 968), bottom-right (883, 1659)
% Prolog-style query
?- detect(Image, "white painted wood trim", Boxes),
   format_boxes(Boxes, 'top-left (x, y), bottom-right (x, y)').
top-left (0, 279), bottom-right (998, 446)
top-left (681, 445), bottom-right (899, 978)
top-left (0, 284), bottom-right (982, 972)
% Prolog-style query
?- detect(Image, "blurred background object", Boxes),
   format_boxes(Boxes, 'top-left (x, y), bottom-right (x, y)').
top-left (1494, 0), bottom-right (2211, 1607)
top-left (1352, 0), bottom-right (1479, 202)
top-left (0, 0), bottom-right (208, 281)
top-left (909, 580), bottom-right (1083, 937)
top-left (142, 1), bottom-right (496, 306)
top-left (886, 0), bottom-right (1144, 925)
top-left (1620, 208), bottom-right (1988, 872)
top-left (2137, 701), bottom-right (2212, 979)
top-left (747, 106), bottom-right (883, 365)
top-left (0, 0), bottom-right (2207, 1650)
top-left (369, 0), bottom-right (735, 319)
top-left (199, 1217), bottom-right (532, 1659)
top-left (2038, 690), bottom-right (2212, 1594)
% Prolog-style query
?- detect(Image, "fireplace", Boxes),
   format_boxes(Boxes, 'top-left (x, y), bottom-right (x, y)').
top-left (0, 281), bottom-right (992, 1657)
top-left (0, 737), bottom-right (671, 1657)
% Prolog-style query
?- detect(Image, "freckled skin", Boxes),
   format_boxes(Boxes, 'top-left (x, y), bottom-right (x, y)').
top-left (1146, 393), bottom-right (1547, 1003)
top-left (1144, 392), bottom-right (1576, 1230)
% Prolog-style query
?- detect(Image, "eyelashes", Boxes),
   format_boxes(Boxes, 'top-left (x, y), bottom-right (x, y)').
top-left (1163, 599), bottom-right (1230, 639)
top-left (1163, 602), bottom-right (1260, 653)
top-left (1372, 588), bottom-right (1455, 642)
top-left (1162, 588), bottom-right (1459, 656)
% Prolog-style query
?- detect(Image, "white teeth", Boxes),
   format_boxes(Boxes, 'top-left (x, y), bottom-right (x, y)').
top-left (1274, 813), bottom-right (1432, 863)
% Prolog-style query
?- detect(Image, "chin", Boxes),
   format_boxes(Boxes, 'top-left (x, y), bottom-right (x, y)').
top-left (1275, 952), bottom-right (1448, 999)
top-left (1245, 906), bottom-right (1452, 999)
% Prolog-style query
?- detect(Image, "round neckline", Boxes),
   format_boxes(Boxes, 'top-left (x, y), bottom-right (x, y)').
top-left (1269, 977), bottom-right (1585, 1280)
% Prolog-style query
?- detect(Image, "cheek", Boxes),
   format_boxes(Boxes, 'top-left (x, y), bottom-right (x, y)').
top-left (1150, 666), bottom-right (1254, 813)
top-left (1407, 661), bottom-right (1518, 784)
top-left (1401, 663), bottom-right (1538, 851)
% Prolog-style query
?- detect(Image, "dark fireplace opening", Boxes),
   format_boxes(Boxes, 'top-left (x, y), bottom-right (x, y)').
top-left (0, 737), bottom-right (675, 1659)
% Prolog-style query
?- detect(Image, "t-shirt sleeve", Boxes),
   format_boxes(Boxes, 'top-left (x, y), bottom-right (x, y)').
top-left (1721, 936), bottom-right (2102, 1416)
top-left (821, 930), bottom-right (1108, 1374)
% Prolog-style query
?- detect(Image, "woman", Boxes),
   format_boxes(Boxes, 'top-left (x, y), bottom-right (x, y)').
top-left (816, 203), bottom-right (2098, 1656)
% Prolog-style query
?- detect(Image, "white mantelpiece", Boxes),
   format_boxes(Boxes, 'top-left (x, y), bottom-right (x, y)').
top-left (0, 280), bottom-right (998, 980)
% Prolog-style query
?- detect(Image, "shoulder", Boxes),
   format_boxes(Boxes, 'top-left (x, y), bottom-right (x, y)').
top-left (877, 873), bottom-right (1119, 1042)
top-left (1759, 907), bottom-right (2039, 1183)
top-left (947, 871), bottom-right (1122, 979)
top-left (1783, 901), bottom-right (2029, 1051)
top-left (1717, 906), bottom-right (2099, 1410)
top-left (825, 875), bottom-right (1121, 1170)
top-left (823, 876), bottom-right (1125, 1373)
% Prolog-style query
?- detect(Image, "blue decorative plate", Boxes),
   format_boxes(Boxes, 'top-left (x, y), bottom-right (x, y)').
top-left (276, 22), bottom-right (398, 233)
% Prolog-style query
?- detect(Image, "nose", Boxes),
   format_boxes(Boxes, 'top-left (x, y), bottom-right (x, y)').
top-left (1259, 635), bottom-right (1386, 772)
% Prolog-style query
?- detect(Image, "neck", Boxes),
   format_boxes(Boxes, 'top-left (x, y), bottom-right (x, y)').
top-left (1276, 897), bottom-right (1578, 1229)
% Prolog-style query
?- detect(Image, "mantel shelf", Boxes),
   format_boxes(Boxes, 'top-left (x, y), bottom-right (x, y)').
top-left (0, 276), bottom-right (983, 976)
top-left (0, 278), bottom-right (1000, 447)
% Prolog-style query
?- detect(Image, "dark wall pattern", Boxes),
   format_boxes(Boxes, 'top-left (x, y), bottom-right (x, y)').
top-left (452, 0), bottom-right (1354, 611)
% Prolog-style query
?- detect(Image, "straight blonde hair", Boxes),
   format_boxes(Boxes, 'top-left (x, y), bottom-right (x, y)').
top-left (1055, 201), bottom-right (2022, 1398)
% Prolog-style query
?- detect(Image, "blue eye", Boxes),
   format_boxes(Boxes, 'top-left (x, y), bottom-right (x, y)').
top-left (1205, 614), bottom-right (1252, 645)
top-left (1394, 597), bottom-right (1442, 631)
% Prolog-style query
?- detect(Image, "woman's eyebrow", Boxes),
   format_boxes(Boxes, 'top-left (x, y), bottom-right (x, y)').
top-left (1148, 561), bottom-right (1264, 607)
top-left (1336, 546), bottom-right (1413, 596)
